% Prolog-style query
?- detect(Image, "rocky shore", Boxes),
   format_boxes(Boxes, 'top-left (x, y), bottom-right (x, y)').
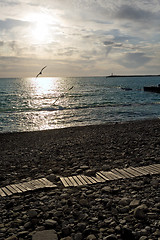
top-left (0, 119), bottom-right (160, 240)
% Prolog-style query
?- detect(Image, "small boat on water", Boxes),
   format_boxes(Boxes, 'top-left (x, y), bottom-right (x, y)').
top-left (144, 84), bottom-right (160, 93)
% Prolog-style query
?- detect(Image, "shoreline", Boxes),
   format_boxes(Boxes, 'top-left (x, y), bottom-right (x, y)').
top-left (0, 118), bottom-right (160, 239)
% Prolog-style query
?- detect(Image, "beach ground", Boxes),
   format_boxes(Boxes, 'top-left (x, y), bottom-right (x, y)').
top-left (0, 119), bottom-right (160, 239)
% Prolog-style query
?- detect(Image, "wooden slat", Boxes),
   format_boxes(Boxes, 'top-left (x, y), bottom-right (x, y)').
top-left (101, 171), bottom-right (121, 180)
top-left (95, 173), bottom-right (106, 182)
top-left (36, 178), bottom-right (56, 188)
top-left (96, 172), bottom-right (110, 181)
top-left (85, 175), bottom-right (97, 184)
top-left (121, 169), bottom-right (135, 178)
top-left (78, 175), bottom-right (90, 185)
top-left (16, 183), bottom-right (28, 192)
top-left (6, 185), bottom-right (17, 194)
top-left (91, 176), bottom-right (103, 183)
top-left (132, 167), bottom-right (150, 175)
top-left (138, 166), bottom-right (152, 175)
top-left (22, 182), bottom-right (35, 190)
top-left (63, 177), bottom-right (73, 187)
top-left (1, 187), bottom-right (12, 196)
top-left (124, 167), bottom-right (143, 177)
top-left (10, 184), bottom-right (22, 193)
top-left (111, 169), bottom-right (126, 179)
top-left (13, 183), bottom-right (24, 192)
top-left (60, 177), bottom-right (70, 187)
top-left (0, 188), bottom-right (6, 197)
top-left (118, 168), bottom-right (133, 178)
top-left (150, 164), bottom-right (160, 172)
top-left (29, 180), bottom-right (43, 189)
top-left (72, 175), bottom-right (84, 185)
top-left (80, 175), bottom-right (93, 184)
top-left (144, 166), bottom-right (160, 174)
top-left (68, 176), bottom-right (79, 186)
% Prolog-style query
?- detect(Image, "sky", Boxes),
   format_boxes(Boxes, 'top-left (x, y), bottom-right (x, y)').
top-left (0, 0), bottom-right (160, 77)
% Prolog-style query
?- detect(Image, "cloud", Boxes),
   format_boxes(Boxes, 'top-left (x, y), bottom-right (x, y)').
top-left (119, 52), bottom-right (152, 68)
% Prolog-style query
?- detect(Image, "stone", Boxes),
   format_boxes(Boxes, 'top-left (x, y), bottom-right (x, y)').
top-left (28, 209), bottom-right (38, 218)
top-left (134, 205), bottom-right (148, 219)
top-left (119, 197), bottom-right (130, 206)
top-left (86, 234), bottom-right (97, 240)
top-left (130, 199), bottom-right (140, 207)
top-left (139, 237), bottom-right (147, 240)
top-left (84, 170), bottom-right (96, 176)
top-left (45, 219), bottom-right (57, 227)
top-left (104, 234), bottom-right (117, 240)
top-left (5, 236), bottom-right (18, 240)
top-left (102, 186), bottom-right (112, 193)
top-left (74, 232), bottom-right (83, 240)
top-left (120, 228), bottom-right (135, 240)
top-left (32, 230), bottom-right (58, 240)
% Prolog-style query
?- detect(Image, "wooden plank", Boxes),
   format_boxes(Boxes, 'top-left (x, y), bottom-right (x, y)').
top-left (130, 167), bottom-right (149, 175)
top-left (1, 187), bottom-right (12, 196)
top-left (95, 173), bottom-right (106, 182)
top-left (72, 175), bottom-right (84, 185)
top-left (29, 180), bottom-right (44, 189)
top-left (38, 178), bottom-right (56, 187)
top-left (80, 175), bottom-right (93, 184)
top-left (138, 166), bottom-right (152, 174)
top-left (13, 183), bottom-right (24, 192)
top-left (10, 184), bottom-right (22, 193)
top-left (121, 169), bottom-right (135, 178)
top-left (22, 182), bottom-right (35, 190)
top-left (118, 169), bottom-right (133, 178)
top-left (68, 176), bottom-right (79, 186)
top-left (124, 167), bottom-right (143, 177)
top-left (6, 185), bottom-right (17, 194)
top-left (144, 166), bottom-right (160, 174)
top-left (147, 165), bottom-right (160, 172)
top-left (96, 172), bottom-right (110, 181)
top-left (85, 175), bottom-right (97, 184)
top-left (91, 176), bottom-right (103, 183)
top-left (16, 183), bottom-right (28, 192)
top-left (60, 177), bottom-right (70, 187)
top-left (150, 164), bottom-right (160, 172)
top-left (62, 177), bottom-right (73, 187)
top-left (35, 179), bottom-right (49, 188)
top-left (101, 171), bottom-right (121, 180)
top-left (111, 169), bottom-right (127, 179)
top-left (0, 188), bottom-right (6, 197)
top-left (78, 175), bottom-right (90, 185)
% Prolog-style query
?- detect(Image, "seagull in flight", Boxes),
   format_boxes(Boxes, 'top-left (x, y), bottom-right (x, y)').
top-left (36, 66), bottom-right (47, 78)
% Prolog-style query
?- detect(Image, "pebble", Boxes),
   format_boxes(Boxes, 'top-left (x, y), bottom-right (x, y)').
top-left (0, 120), bottom-right (160, 240)
top-left (32, 230), bottom-right (58, 240)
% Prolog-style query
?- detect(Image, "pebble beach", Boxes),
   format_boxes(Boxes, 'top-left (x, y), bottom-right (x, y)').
top-left (0, 119), bottom-right (160, 240)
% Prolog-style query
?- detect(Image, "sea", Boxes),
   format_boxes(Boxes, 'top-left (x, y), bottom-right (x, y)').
top-left (0, 76), bottom-right (160, 133)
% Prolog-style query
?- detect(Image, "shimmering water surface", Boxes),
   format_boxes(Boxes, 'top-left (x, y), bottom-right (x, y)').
top-left (0, 76), bottom-right (160, 132)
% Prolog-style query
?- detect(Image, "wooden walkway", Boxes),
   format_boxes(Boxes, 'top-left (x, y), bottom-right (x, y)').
top-left (0, 164), bottom-right (160, 197)
top-left (60, 163), bottom-right (160, 187)
top-left (0, 178), bottom-right (57, 197)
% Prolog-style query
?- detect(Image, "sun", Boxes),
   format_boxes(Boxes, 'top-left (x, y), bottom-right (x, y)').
top-left (26, 12), bottom-right (54, 44)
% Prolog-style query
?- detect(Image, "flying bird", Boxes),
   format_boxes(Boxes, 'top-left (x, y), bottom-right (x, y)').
top-left (36, 66), bottom-right (47, 78)
top-left (53, 86), bottom-right (74, 105)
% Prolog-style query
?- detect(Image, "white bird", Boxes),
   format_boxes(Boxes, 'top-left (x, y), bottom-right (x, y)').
top-left (36, 66), bottom-right (47, 78)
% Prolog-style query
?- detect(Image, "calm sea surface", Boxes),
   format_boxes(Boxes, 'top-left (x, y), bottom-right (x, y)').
top-left (0, 76), bottom-right (160, 133)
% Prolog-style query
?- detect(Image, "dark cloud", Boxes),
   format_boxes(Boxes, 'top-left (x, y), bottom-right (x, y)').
top-left (116, 4), bottom-right (158, 23)
top-left (103, 41), bottom-right (114, 45)
top-left (0, 18), bottom-right (29, 30)
top-left (119, 52), bottom-right (152, 68)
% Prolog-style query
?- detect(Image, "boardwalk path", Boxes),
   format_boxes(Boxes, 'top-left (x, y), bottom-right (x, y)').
top-left (0, 163), bottom-right (160, 197)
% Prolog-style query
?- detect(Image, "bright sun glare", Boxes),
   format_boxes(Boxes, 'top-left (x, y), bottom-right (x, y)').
top-left (27, 12), bottom-right (54, 44)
